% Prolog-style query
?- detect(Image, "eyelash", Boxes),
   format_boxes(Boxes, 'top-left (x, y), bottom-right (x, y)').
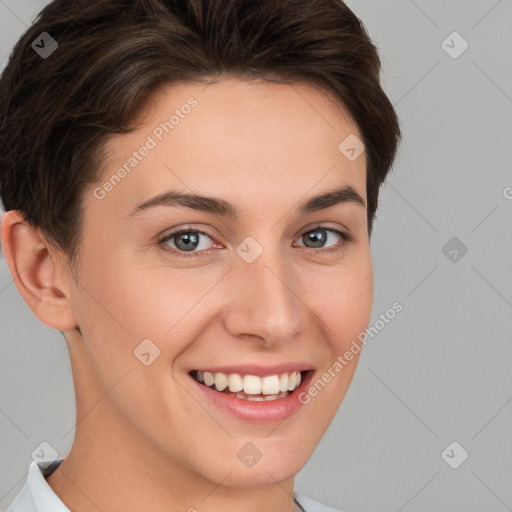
top-left (158, 225), bottom-right (353, 258)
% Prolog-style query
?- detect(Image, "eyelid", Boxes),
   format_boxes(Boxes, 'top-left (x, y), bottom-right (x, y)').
top-left (297, 220), bottom-right (351, 239)
top-left (292, 226), bottom-right (353, 253)
top-left (158, 225), bottom-right (219, 257)
top-left (158, 223), bottom-right (353, 257)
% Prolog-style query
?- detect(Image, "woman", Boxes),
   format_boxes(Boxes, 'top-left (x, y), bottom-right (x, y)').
top-left (0, 0), bottom-right (400, 510)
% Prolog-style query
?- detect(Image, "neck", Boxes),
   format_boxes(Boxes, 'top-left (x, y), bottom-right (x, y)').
top-left (46, 386), bottom-right (297, 512)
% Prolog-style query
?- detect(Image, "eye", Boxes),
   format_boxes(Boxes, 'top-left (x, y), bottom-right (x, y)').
top-left (158, 225), bottom-right (352, 258)
top-left (294, 226), bottom-right (352, 252)
top-left (159, 228), bottom-right (216, 257)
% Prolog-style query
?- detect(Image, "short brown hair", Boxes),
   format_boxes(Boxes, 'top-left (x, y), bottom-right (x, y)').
top-left (0, 0), bottom-right (400, 271)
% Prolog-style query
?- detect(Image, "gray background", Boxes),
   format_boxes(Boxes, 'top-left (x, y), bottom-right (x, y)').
top-left (1, 1), bottom-right (511, 510)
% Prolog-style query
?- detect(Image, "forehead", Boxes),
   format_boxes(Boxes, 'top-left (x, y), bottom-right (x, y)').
top-left (93, 77), bottom-right (366, 215)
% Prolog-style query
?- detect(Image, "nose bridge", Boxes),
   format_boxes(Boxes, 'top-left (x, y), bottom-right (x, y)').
top-left (225, 244), bottom-right (302, 342)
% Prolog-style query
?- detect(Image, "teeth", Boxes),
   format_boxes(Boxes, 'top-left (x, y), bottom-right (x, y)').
top-left (287, 371), bottom-right (297, 391)
top-left (193, 370), bottom-right (304, 395)
top-left (203, 371), bottom-right (214, 387)
top-left (237, 392), bottom-right (266, 401)
top-left (214, 373), bottom-right (228, 392)
top-left (264, 391), bottom-right (289, 401)
top-left (234, 390), bottom-right (290, 401)
top-left (243, 375), bottom-right (261, 394)
top-left (279, 373), bottom-right (289, 392)
top-left (227, 373), bottom-right (244, 392)
top-left (261, 375), bottom-right (280, 395)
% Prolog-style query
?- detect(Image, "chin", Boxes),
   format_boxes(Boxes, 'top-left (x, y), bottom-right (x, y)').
top-left (214, 442), bottom-right (311, 488)
top-left (217, 460), bottom-right (304, 488)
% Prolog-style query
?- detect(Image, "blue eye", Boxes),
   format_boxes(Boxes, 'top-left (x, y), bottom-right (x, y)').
top-left (160, 229), bottom-right (215, 256)
top-left (158, 226), bottom-right (352, 258)
top-left (294, 227), bottom-right (350, 251)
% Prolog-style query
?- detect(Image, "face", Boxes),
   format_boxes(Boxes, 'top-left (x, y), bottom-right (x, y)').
top-left (62, 77), bottom-right (373, 487)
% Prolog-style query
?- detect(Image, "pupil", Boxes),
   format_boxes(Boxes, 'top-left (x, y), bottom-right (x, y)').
top-left (176, 232), bottom-right (199, 251)
top-left (306, 229), bottom-right (325, 248)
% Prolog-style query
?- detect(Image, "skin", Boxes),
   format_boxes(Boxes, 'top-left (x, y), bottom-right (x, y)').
top-left (1, 77), bottom-right (373, 512)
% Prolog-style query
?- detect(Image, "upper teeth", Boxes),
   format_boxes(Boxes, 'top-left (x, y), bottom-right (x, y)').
top-left (194, 370), bottom-right (302, 394)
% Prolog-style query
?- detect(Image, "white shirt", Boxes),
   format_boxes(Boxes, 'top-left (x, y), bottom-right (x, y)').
top-left (5, 459), bottom-right (344, 512)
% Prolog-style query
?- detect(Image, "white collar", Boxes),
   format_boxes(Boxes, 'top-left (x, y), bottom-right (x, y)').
top-left (11, 458), bottom-right (335, 512)
top-left (13, 459), bottom-right (71, 512)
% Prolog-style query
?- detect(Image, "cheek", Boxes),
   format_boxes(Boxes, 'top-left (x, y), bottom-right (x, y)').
top-left (76, 241), bottom-right (202, 338)
top-left (308, 253), bottom-right (373, 349)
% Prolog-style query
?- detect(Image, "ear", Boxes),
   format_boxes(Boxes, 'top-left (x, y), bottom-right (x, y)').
top-left (1, 210), bottom-right (78, 331)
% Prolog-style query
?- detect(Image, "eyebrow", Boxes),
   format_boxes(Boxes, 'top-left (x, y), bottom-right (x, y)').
top-left (126, 184), bottom-right (366, 218)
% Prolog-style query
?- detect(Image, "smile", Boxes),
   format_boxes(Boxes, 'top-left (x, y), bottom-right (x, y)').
top-left (188, 364), bottom-right (315, 423)
top-left (190, 369), bottom-right (303, 401)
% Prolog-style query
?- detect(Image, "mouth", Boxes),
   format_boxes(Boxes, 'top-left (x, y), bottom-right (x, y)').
top-left (186, 363), bottom-right (315, 422)
top-left (189, 368), bottom-right (309, 402)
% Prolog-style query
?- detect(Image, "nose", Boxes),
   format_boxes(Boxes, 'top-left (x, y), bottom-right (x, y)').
top-left (222, 247), bottom-right (303, 346)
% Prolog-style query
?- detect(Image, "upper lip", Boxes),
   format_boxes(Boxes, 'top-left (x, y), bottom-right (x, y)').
top-left (189, 362), bottom-right (314, 377)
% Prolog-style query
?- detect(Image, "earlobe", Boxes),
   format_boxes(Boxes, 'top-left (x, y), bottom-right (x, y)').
top-left (1, 210), bottom-right (78, 331)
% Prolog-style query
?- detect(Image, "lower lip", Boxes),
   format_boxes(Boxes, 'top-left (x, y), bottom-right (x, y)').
top-left (190, 371), bottom-right (314, 423)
